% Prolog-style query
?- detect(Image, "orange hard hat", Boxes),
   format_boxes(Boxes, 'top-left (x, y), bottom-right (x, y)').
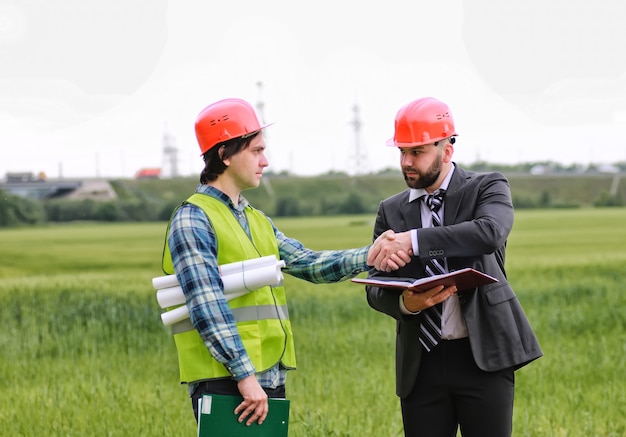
top-left (195, 98), bottom-right (272, 154)
top-left (386, 97), bottom-right (457, 147)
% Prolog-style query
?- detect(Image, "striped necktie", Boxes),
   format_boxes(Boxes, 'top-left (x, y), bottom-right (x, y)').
top-left (419, 190), bottom-right (446, 352)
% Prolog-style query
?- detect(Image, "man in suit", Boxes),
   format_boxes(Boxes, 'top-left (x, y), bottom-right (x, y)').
top-left (365, 97), bottom-right (542, 437)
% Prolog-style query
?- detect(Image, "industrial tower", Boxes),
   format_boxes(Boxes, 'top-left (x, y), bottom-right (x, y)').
top-left (350, 103), bottom-right (368, 176)
top-left (161, 122), bottom-right (178, 178)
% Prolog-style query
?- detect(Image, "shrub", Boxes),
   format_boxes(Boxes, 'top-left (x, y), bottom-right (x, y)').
top-left (0, 191), bottom-right (46, 227)
top-left (275, 196), bottom-right (301, 217)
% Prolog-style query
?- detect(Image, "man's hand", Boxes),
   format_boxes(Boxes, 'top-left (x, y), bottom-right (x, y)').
top-left (235, 375), bottom-right (269, 426)
top-left (402, 284), bottom-right (458, 313)
top-left (368, 230), bottom-right (413, 272)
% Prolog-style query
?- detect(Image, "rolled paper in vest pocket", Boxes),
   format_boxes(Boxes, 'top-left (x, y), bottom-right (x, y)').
top-left (153, 255), bottom-right (287, 326)
top-left (156, 286), bottom-right (184, 308)
top-left (160, 305), bottom-right (189, 326)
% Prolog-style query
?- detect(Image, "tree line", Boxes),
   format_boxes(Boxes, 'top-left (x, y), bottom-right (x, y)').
top-left (1, 179), bottom-right (623, 228)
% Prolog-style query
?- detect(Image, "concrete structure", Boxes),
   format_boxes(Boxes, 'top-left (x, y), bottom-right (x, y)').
top-left (0, 175), bottom-right (117, 201)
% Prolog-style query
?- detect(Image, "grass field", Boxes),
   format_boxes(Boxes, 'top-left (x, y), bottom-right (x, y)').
top-left (1, 209), bottom-right (625, 436)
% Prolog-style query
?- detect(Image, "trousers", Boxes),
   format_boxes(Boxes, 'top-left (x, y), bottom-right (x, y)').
top-left (401, 337), bottom-right (515, 437)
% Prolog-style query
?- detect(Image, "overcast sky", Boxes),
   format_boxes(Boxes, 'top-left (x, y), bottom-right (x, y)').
top-left (1, 0), bottom-right (625, 179)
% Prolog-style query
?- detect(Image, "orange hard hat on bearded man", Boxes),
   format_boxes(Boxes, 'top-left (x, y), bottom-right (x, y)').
top-left (386, 97), bottom-right (457, 147)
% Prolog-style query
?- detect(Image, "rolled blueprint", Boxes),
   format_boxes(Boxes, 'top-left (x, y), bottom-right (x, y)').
top-left (155, 285), bottom-right (184, 308)
top-left (152, 254), bottom-right (285, 291)
top-left (156, 286), bottom-right (249, 309)
top-left (152, 274), bottom-right (178, 290)
top-left (219, 254), bottom-right (283, 278)
top-left (154, 255), bottom-right (286, 326)
top-left (160, 305), bottom-right (189, 326)
top-left (159, 290), bottom-right (251, 326)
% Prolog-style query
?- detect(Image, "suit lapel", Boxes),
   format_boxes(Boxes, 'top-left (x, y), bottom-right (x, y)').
top-left (443, 165), bottom-right (469, 225)
top-left (399, 189), bottom-right (423, 230)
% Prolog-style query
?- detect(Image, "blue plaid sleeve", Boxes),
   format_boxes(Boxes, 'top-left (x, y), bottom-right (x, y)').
top-left (271, 224), bottom-right (371, 282)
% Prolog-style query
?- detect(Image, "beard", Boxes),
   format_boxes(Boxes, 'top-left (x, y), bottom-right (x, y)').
top-left (402, 156), bottom-right (442, 189)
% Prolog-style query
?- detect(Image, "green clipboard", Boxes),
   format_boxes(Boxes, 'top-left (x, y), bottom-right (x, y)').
top-left (197, 394), bottom-right (290, 437)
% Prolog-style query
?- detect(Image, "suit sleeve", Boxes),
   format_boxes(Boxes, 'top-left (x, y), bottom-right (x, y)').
top-left (417, 172), bottom-right (514, 260)
top-left (365, 196), bottom-right (410, 321)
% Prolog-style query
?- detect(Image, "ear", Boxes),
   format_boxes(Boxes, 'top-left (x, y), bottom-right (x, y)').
top-left (442, 141), bottom-right (454, 163)
top-left (218, 146), bottom-right (230, 166)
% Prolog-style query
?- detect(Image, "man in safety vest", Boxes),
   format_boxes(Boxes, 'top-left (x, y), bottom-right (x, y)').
top-left (161, 97), bottom-right (410, 425)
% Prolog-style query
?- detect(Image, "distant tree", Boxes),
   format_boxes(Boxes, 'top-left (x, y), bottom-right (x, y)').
top-left (0, 191), bottom-right (46, 227)
top-left (594, 192), bottom-right (624, 207)
top-left (118, 199), bottom-right (163, 221)
top-left (320, 170), bottom-right (349, 177)
top-left (45, 199), bottom-right (98, 222)
top-left (512, 194), bottom-right (538, 209)
top-left (275, 196), bottom-right (301, 217)
top-left (94, 202), bottom-right (122, 221)
top-left (340, 193), bottom-right (367, 214)
top-left (539, 190), bottom-right (552, 208)
top-left (158, 200), bottom-right (183, 221)
top-left (374, 167), bottom-right (402, 176)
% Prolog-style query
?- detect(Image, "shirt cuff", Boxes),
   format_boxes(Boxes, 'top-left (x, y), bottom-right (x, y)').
top-left (411, 229), bottom-right (419, 256)
top-left (399, 294), bottom-right (421, 315)
top-left (225, 356), bottom-right (256, 381)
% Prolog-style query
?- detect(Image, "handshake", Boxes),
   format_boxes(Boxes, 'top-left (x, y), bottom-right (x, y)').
top-left (367, 230), bottom-right (413, 272)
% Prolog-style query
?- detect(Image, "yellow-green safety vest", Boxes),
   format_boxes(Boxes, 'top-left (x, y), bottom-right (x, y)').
top-left (162, 193), bottom-right (296, 383)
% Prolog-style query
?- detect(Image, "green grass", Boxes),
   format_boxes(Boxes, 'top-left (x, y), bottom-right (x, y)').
top-left (1, 209), bottom-right (625, 436)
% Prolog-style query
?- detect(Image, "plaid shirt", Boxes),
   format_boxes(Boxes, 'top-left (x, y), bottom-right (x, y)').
top-left (167, 184), bottom-right (370, 393)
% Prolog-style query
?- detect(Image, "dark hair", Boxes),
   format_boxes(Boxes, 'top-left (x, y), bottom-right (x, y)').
top-left (199, 131), bottom-right (262, 183)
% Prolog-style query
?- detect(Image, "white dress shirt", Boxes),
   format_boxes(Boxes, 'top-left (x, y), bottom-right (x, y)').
top-left (399, 164), bottom-right (468, 339)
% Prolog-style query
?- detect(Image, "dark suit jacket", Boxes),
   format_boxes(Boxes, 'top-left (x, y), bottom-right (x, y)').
top-left (366, 165), bottom-right (542, 398)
